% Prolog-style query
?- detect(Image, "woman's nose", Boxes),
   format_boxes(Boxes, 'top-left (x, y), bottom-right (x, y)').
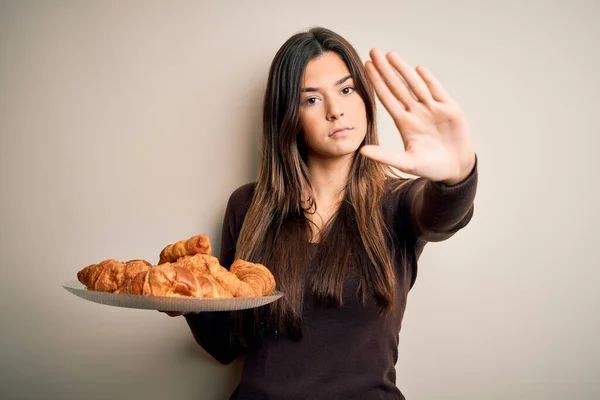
top-left (326, 100), bottom-right (344, 120)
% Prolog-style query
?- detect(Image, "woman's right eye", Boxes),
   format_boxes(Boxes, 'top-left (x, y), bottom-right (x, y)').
top-left (303, 97), bottom-right (319, 106)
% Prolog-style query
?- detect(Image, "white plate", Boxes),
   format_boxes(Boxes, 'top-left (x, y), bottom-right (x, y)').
top-left (63, 280), bottom-right (284, 312)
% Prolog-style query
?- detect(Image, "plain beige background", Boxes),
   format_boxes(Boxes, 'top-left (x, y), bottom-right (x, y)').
top-left (1, 0), bottom-right (598, 399)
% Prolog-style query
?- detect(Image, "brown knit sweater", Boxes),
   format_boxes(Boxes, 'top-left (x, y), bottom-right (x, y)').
top-left (185, 159), bottom-right (478, 399)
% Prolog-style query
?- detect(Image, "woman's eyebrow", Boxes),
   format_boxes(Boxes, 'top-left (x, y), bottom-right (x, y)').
top-left (301, 75), bottom-right (352, 93)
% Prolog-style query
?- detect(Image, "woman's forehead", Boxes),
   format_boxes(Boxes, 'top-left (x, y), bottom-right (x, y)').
top-left (302, 52), bottom-right (352, 87)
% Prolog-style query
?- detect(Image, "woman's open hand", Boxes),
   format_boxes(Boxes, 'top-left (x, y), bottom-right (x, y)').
top-left (360, 48), bottom-right (475, 185)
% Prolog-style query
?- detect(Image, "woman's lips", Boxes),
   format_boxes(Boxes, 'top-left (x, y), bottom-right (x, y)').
top-left (330, 127), bottom-right (353, 138)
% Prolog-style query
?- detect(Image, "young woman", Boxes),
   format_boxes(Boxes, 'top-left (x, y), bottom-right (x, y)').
top-left (167, 26), bottom-right (478, 400)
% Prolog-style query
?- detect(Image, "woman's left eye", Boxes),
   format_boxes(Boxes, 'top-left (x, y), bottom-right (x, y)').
top-left (341, 86), bottom-right (356, 95)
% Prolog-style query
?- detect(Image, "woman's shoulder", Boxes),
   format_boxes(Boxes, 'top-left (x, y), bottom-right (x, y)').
top-left (224, 182), bottom-right (257, 217)
top-left (229, 182), bottom-right (257, 202)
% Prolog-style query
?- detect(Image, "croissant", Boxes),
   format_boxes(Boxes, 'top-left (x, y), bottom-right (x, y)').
top-left (231, 259), bottom-right (276, 297)
top-left (158, 234), bottom-right (212, 264)
top-left (77, 259), bottom-right (152, 293)
top-left (176, 254), bottom-right (262, 297)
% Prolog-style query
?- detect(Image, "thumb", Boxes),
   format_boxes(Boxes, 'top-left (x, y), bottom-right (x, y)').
top-left (359, 145), bottom-right (414, 174)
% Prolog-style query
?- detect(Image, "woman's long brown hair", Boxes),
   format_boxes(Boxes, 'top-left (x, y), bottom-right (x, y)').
top-left (232, 27), bottom-right (405, 342)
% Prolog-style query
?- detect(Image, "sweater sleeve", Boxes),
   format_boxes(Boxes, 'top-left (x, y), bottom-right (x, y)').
top-left (183, 185), bottom-right (253, 365)
top-left (402, 155), bottom-right (479, 243)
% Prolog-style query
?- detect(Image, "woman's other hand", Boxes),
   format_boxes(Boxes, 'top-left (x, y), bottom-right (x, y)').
top-left (158, 311), bottom-right (199, 317)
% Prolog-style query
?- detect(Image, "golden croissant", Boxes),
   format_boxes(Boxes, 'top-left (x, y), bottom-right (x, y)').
top-left (76, 259), bottom-right (152, 293)
top-left (158, 234), bottom-right (211, 264)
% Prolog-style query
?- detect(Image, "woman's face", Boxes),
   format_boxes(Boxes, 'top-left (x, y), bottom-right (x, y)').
top-left (297, 51), bottom-right (367, 161)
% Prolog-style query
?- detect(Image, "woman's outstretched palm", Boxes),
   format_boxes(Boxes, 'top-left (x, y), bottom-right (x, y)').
top-left (360, 49), bottom-right (475, 185)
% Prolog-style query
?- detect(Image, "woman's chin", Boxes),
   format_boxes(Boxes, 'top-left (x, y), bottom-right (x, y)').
top-left (311, 145), bottom-right (361, 161)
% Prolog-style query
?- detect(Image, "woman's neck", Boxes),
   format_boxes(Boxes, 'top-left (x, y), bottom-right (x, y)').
top-left (306, 153), bottom-right (353, 204)
top-left (304, 153), bottom-right (354, 240)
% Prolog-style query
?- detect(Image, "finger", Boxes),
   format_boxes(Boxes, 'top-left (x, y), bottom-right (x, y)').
top-left (369, 48), bottom-right (417, 109)
top-left (386, 52), bottom-right (433, 104)
top-left (365, 61), bottom-right (407, 118)
top-left (415, 65), bottom-right (453, 103)
top-left (159, 310), bottom-right (183, 317)
top-left (359, 145), bottom-right (415, 175)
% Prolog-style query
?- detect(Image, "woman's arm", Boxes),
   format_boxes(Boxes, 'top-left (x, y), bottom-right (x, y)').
top-left (403, 156), bottom-right (478, 242)
top-left (184, 311), bottom-right (243, 365)
top-left (183, 188), bottom-right (248, 364)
